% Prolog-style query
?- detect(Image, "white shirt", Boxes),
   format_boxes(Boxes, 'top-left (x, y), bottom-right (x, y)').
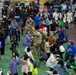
top-left (46, 53), bottom-right (58, 68)
top-left (53, 12), bottom-right (59, 21)
top-left (67, 12), bottom-right (73, 23)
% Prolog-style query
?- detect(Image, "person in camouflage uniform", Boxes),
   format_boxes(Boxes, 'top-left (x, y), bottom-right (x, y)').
top-left (39, 29), bottom-right (48, 49)
top-left (32, 29), bottom-right (42, 56)
top-left (25, 16), bottom-right (35, 34)
top-left (26, 16), bottom-right (35, 27)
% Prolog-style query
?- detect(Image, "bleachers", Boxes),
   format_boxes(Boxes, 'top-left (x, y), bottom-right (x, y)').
top-left (53, 2), bottom-right (62, 12)
top-left (40, 0), bottom-right (48, 9)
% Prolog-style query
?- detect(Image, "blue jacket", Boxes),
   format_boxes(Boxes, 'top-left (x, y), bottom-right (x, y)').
top-left (10, 22), bottom-right (19, 29)
top-left (0, 36), bottom-right (7, 46)
top-left (23, 34), bottom-right (32, 47)
top-left (45, 18), bottom-right (50, 26)
top-left (66, 45), bottom-right (76, 56)
top-left (34, 16), bottom-right (41, 26)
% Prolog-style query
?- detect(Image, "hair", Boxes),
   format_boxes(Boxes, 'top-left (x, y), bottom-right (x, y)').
top-left (69, 58), bottom-right (75, 63)
top-left (69, 41), bottom-right (74, 45)
top-left (12, 55), bottom-right (16, 59)
top-left (53, 51), bottom-right (59, 55)
top-left (27, 47), bottom-right (31, 52)
top-left (24, 54), bottom-right (29, 60)
top-left (58, 60), bottom-right (64, 68)
top-left (53, 70), bottom-right (58, 74)
top-left (28, 72), bottom-right (32, 75)
top-left (46, 38), bottom-right (48, 42)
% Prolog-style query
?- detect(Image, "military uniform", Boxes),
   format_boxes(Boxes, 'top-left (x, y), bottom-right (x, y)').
top-left (26, 18), bottom-right (35, 28)
top-left (33, 30), bottom-right (42, 56)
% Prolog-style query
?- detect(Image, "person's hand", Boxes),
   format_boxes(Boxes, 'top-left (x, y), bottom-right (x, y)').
top-left (56, 58), bottom-right (59, 60)
top-left (7, 71), bottom-right (11, 75)
top-left (50, 44), bottom-right (53, 47)
top-left (70, 66), bottom-right (74, 68)
top-left (69, 72), bottom-right (71, 74)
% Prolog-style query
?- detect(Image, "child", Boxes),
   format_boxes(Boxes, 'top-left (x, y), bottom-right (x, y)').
top-left (10, 36), bottom-right (19, 52)
top-left (8, 56), bottom-right (20, 75)
top-left (15, 28), bottom-right (20, 42)
top-left (21, 56), bottom-right (28, 75)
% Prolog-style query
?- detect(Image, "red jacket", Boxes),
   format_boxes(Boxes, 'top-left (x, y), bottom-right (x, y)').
top-left (39, 23), bottom-right (44, 30)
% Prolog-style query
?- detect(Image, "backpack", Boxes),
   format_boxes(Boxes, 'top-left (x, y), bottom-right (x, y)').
top-left (32, 60), bottom-right (37, 68)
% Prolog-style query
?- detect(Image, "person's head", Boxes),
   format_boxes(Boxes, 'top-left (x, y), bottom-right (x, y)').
top-left (49, 32), bottom-right (54, 38)
top-left (56, 26), bottom-right (61, 31)
top-left (30, 58), bottom-right (33, 63)
top-left (28, 72), bottom-right (32, 75)
top-left (12, 51), bottom-right (16, 56)
top-left (41, 20), bottom-right (45, 25)
top-left (18, 1), bottom-right (20, 3)
top-left (68, 41), bottom-right (74, 47)
top-left (69, 58), bottom-right (75, 64)
top-left (27, 47), bottom-right (31, 52)
top-left (26, 31), bottom-right (31, 36)
top-left (53, 51), bottom-right (60, 57)
top-left (53, 70), bottom-right (58, 74)
top-left (16, 28), bottom-right (19, 31)
top-left (58, 60), bottom-right (64, 68)
top-left (12, 56), bottom-right (16, 60)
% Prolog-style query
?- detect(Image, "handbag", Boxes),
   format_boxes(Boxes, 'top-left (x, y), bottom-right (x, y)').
top-left (59, 45), bottom-right (65, 52)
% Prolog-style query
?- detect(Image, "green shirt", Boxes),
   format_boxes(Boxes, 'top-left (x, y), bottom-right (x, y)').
top-left (59, 20), bottom-right (64, 27)
top-left (66, 60), bottom-right (76, 69)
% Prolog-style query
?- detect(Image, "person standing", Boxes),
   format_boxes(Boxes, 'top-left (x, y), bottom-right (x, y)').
top-left (48, 32), bottom-right (56, 53)
top-left (8, 56), bottom-right (20, 75)
top-left (23, 32), bottom-right (32, 48)
top-left (34, 14), bottom-right (41, 30)
top-left (44, 38), bottom-right (51, 59)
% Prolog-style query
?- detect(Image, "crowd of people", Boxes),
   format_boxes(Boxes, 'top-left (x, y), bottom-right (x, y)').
top-left (0, 0), bottom-right (76, 75)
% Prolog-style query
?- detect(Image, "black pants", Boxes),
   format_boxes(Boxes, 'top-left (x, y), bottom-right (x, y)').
top-left (59, 52), bottom-right (64, 59)
top-left (1, 45), bottom-right (5, 55)
top-left (65, 52), bottom-right (74, 61)
top-left (14, 73), bottom-right (18, 75)
top-left (67, 65), bottom-right (76, 73)
top-left (16, 36), bottom-right (20, 42)
top-left (47, 53), bottom-right (50, 59)
top-left (50, 43), bottom-right (59, 53)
